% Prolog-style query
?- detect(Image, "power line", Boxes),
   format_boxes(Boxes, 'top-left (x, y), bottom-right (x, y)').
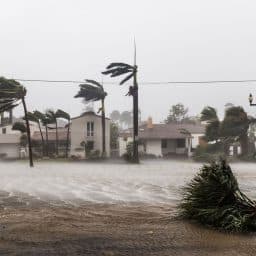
top-left (8, 78), bottom-right (256, 85)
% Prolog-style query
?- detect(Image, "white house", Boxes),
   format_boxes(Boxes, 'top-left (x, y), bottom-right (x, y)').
top-left (70, 111), bottom-right (111, 158)
top-left (119, 118), bottom-right (205, 157)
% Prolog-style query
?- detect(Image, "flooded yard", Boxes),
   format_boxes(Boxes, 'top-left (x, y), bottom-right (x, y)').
top-left (0, 160), bottom-right (256, 255)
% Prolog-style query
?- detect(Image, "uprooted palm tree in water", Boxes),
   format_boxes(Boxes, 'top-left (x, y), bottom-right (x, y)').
top-left (179, 160), bottom-right (256, 232)
top-left (74, 80), bottom-right (107, 158)
top-left (0, 77), bottom-right (33, 167)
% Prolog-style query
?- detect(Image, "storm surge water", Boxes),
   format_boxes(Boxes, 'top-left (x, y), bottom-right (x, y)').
top-left (0, 160), bottom-right (256, 205)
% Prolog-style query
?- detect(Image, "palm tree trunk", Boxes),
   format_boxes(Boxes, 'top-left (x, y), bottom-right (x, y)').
top-left (21, 96), bottom-right (33, 167)
top-left (133, 71), bottom-right (139, 163)
top-left (38, 122), bottom-right (45, 157)
top-left (65, 120), bottom-right (70, 158)
top-left (101, 99), bottom-right (106, 158)
top-left (55, 121), bottom-right (59, 157)
top-left (45, 125), bottom-right (49, 157)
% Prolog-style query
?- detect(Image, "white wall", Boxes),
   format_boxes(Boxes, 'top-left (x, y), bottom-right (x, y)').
top-left (146, 140), bottom-right (162, 157)
top-left (191, 133), bottom-right (204, 148)
top-left (70, 114), bottom-right (111, 158)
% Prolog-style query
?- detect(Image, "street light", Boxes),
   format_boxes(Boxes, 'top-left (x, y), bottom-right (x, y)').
top-left (249, 93), bottom-right (256, 106)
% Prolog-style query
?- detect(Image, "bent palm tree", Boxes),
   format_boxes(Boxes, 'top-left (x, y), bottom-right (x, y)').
top-left (0, 77), bottom-right (33, 167)
top-left (33, 110), bottom-right (46, 155)
top-left (26, 111), bottom-right (45, 156)
top-left (46, 110), bottom-right (59, 157)
top-left (74, 80), bottom-right (107, 157)
top-left (102, 61), bottom-right (139, 162)
top-left (55, 109), bottom-right (71, 158)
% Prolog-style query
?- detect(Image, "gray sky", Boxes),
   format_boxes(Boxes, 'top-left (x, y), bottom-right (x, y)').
top-left (1, 0), bottom-right (256, 122)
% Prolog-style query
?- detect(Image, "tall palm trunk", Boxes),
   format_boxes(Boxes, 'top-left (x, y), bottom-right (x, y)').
top-left (101, 99), bottom-right (106, 157)
top-left (65, 121), bottom-right (70, 158)
top-left (55, 121), bottom-right (59, 157)
top-left (38, 122), bottom-right (45, 157)
top-left (133, 70), bottom-right (139, 163)
top-left (45, 124), bottom-right (49, 157)
top-left (21, 96), bottom-right (33, 167)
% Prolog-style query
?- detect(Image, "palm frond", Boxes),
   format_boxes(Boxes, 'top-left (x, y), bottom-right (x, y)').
top-left (179, 160), bottom-right (256, 232)
top-left (106, 62), bottom-right (133, 69)
top-left (120, 73), bottom-right (134, 85)
top-left (85, 79), bottom-right (103, 88)
top-left (55, 109), bottom-right (70, 120)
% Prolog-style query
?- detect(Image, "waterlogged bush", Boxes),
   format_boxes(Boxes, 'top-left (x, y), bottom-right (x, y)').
top-left (193, 143), bottom-right (224, 162)
top-left (179, 160), bottom-right (256, 232)
top-left (123, 142), bottom-right (133, 162)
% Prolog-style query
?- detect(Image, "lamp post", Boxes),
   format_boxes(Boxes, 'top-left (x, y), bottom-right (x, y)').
top-left (249, 93), bottom-right (256, 106)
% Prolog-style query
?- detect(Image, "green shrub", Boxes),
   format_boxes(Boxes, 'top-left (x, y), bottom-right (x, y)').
top-left (179, 160), bottom-right (256, 232)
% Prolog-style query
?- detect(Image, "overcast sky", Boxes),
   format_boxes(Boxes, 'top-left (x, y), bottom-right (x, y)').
top-left (1, 0), bottom-right (256, 122)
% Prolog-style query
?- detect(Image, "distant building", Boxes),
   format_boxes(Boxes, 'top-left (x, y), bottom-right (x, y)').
top-left (32, 127), bottom-right (69, 156)
top-left (119, 118), bottom-right (205, 157)
top-left (0, 110), bottom-right (21, 159)
top-left (70, 111), bottom-right (111, 158)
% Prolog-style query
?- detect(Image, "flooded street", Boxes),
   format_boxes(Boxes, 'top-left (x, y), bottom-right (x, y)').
top-left (0, 160), bottom-right (256, 255)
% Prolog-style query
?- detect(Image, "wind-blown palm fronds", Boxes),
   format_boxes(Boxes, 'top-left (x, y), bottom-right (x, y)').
top-left (75, 79), bottom-right (107, 157)
top-left (179, 160), bottom-right (256, 232)
top-left (102, 61), bottom-right (139, 163)
top-left (55, 109), bottom-right (70, 158)
top-left (0, 77), bottom-right (33, 167)
top-left (12, 122), bottom-right (27, 133)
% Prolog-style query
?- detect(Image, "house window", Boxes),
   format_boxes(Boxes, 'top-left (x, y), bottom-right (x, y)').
top-left (87, 122), bottom-right (94, 136)
top-left (2, 128), bottom-right (6, 134)
top-left (177, 139), bottom-right (185, 148)
top-left (87, 141), bottom-right (94, 150)
top-left (161, 139), bottom-right (167, 148)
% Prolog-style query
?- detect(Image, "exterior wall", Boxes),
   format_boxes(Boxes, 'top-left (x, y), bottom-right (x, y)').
top-left (145, 140), bottom-right (162, 157)
top-left (162, 140), bottom-right (176, 155)
top-left (0, 125), bottom-right (20, 135)
top-left (191, 133), bottom-right (204, 149)
top-left (0, 134), bottom-right (20, 159)
top-left (70, 114), bottom-right (110, 158)
top-left (119, 136), bottom-right (133, 156)
top-left (0, 144), bottom-right (20, 158)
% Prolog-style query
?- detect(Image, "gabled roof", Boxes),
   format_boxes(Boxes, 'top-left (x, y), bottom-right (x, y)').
top-left (71, 111), bottom-right (110, 121)
top-left (120, 123), bottom-right (205, 140)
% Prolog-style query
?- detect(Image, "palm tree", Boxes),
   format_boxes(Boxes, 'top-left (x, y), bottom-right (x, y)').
top-left (45, 110), bottom-right (59, 157)
top-left (41, 114), bottom-right (54, 157)
top-left (102, 60), bottom-right (139, 162)
top-left (55, 109), bottom-right (70, 158)
top-left (25, 111), bottom-right (45, 156)
top-left (200, 106), bottom-right (218, 122)
top-left (74, 80), bottom-right (107, 157)
top-left (33, 110), bottom-right (46, 156)
top-left (12, 122), bottom-right (27, 133)
top-left (0, 77), bottom-right (33, 167)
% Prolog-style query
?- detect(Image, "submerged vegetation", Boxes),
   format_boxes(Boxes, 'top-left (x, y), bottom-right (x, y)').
top-left (179, 160), bottom-right (256, 232)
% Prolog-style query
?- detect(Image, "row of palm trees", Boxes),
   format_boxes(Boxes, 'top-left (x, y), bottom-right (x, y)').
top-left (13, 109), bottom-right (71, 159)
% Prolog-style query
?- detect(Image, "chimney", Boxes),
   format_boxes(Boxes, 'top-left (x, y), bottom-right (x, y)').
top-left (147, 116), bottom-right (153, 129)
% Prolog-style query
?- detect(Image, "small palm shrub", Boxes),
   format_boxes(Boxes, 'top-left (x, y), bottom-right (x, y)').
top-left (179, 160), bottom-right (256, 232)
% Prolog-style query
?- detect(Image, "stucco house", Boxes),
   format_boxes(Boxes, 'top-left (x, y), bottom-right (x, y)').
top-left (0, 110), bottom-right (22, 159)
top-left (70, 111), bottom-right (110, 158)
top-left (119, 118), bottom-right (205, 157)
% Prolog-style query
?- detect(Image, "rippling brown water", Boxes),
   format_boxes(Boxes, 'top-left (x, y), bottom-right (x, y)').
top-left (0, 160), bottom-right (256, 255)
top-left (0, 192), bottom-right (256, 255)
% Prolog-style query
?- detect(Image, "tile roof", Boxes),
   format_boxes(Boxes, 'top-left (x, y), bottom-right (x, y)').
top-left (120, 123), bottom-right (205, 139)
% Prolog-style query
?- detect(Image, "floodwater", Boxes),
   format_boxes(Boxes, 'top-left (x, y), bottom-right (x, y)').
top-left (0, 160), bottom-right (256, 255)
